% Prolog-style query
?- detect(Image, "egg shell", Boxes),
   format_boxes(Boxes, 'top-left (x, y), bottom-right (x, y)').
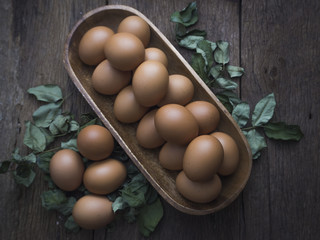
top-left (92, 59), bottom-right (131, 95)
top-left (176, 171), bottom-right (222, 203)
top-left (183, 135), bottom-right (223, 182)
top-left (157, 74), bottom-right (194, 107)
top-left (145, 47), bottom-right (168, 67)
top-left (211, 131), bottom-right (240, 176)
top-left (77, 125), bottom-right (114, 161)
top-left (72, 195), bottom-right (114, 229)
top-left (186, 101), bottom-right (220, 135)
top-left (136, 109), bottom-right (165, 149)
top-left (104, 32), bottom-right (145, 71)
top-left (132, 60), bottom-right (169, 107)
top-left (154, 104), bottom-right (199, 145)
top-left (79, 26), bottom-right (114, 65)
top-left (159, 142), bottom-right (187, 171)
top-left (83, 158), bottom-right (127, 195)
top-left (113, 85), bottom-right (149, 123)
top-left (49, 149), bottom-right (84, 191)
top-left (117, 15), bottom-right (150, 47)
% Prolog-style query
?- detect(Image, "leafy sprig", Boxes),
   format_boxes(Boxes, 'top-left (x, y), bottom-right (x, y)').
top-left (171, 2), bottom-right (303, 159)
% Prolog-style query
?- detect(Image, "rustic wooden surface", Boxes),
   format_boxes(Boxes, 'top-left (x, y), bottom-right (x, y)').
top-left (0, 0), bottom-right (319, 239)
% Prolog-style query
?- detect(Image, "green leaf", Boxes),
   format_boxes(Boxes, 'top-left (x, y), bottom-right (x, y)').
top-left (243, 129), bottom-right (267, 159)
top-left (214, 41), bottom-right (229, 64)
top-left (196, 40), bottom-right (214, 68)
top-left (175, 25), bottom-right (206, 41)
top-left (145, 185), bottom-right (158, 204)
top-left (252, 93), bottom-right (276, 127)
top-left (123, 207), bottom-right (138, 223)
top-left (112, 196), bottom-right (129, 213)
top-left (27, 84), bottom-right (63, 103)
top-left (13, 166), bottom-right (36, 187)
top-left (23, 121), bottom-right (47, 152)
top-left (33, 101), bottom-right (62, 128)
top-left (0, 161), bottom-right (11, 174)
top-left (232, 102), bottom-right (250, 128)
top-left (49, 114), bottom-right (71, 135)
top-left (23, 153), bottom-right (37, 163)
top-left (41, 189), bottom-right (75, 215)
top-left (39, 128), bottom-right (55, 147)
top-left (170, 2), bottom-right (198, 27)
top-left (61, 138), bottom-right (78, 152)
top-left (263, 122), bottom-right (304, 141)
top-left (12, 147), bottom-right (22, 162)
top-left (216, 90), bottom-right (242, 108)
top-left (227, 65), bottom-right (245, 78)
top-left (37, 151), bottom-right (54, 173)
top-left (58, 197), bottom-right (76, 216)
top-left (64, 215), bottom-right (80, 233)
top-left (210, 64), bottom-right (223, 79)
top-left (215, 77), bottom-right (238, 90)
top-left (137, 198), bottom-right (163, 237)
top-left (191, 53), bottom-right (209, 83)
top-left (179, 35), bottom-right (205, 50)
top-left (69, 120), bottom-right (79, 132)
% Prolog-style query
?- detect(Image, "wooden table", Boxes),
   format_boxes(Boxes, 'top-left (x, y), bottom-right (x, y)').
top-left (1, 0), bottom-right (319, 239)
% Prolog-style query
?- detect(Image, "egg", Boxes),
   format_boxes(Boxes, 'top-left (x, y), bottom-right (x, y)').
top-left (83, 158), bottom-right (127, 195)
top-left (132, 60), bottom-right (169, 107)
top-left (211, 132), bottom-right (240, 176)
top-left (113, 85), bottom-right (149, 123)
top-left (117, 15), bottom-right (150, 47)
top-left (72, 195), bottom-right (114, 229)
top-left (186, 101), bottom-right (220, 134)
top-left (136, 109), bottom-right (165, 149)
top-left (154, 104), bottom-right (199, 145)
top-left (49, 149), bottom-right (84, 191)
top-left (157, 74), bottom-right (194, 107)
top-left (77, 125), bottom-right (114, 161)
top-left (183, 135), bottom-right (223, 182)
top-left (104, 32), bottom-right (145, 71)
top-left (145, 47), bottom-right (168, 67)
top-left (176, 171), bottom-right (222, 203)
top-left (92, 59), bottom-right (131, 95)
top-left (79, 26), bottom-right (114, 65)
top-left (159, 142), bottom-right (186, 171)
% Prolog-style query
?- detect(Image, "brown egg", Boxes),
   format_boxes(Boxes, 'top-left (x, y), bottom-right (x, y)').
top-left (186, 101), bottom-right (220, 134)
top-left (132, 60), bottom-right (169, 107)
top-left (49, 149), bottom-right (84, 191)
top-left (158, 74), bottom-right (194, 107)
top-left (211, 132), bottom-right (240, 176)
top-left (176, 171), bottom-right (222, 203)
top-left (79, 26), bottom-right (114, 65)
top-left (117, 15), bottom-right (150, 47)
top-left (183, 135), bottom-right (223, 181)
top-left (113, 85), bottom-right (149, 123)
top-left (154, 104), bottom-right (199, 145)
top-left (104, 32), bottom-right (145, 71)
top-left (145, 48), bottom-right (168, 67)
top-left (92, 59), bottom-right (131, 95)
top-left (77, 125), bottom-right (114, 161)
top-left (159, 142), bottom-right (187, 171)
top-left (72, 195), bottom-right (114, 229)
top-left (83, 159), bottom-right (127, 195)
top-left (136, 109), bottom-right (165, 149)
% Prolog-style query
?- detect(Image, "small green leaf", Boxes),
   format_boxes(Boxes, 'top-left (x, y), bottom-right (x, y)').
top-left (69, 120), bottom-right (79, 132)
top-left (179, 35), bottom-right (205, 49)
top-left (12, 147), bottom-right (22, 162)
top-left (61, 138), bottom-right (78, 152)
top-left (263, 122), bottom-right (304, 141)
top-left (112, 196), bottom-right (129, 213)
top-left (191, 53), bottom-right (209, 83)
top-left (64, 215), bottom-right (80, 233)
top-left (13, 166), bottom-right (36, 187)
top-left (196, 40), bottom-right (214, 68)
top-left (0, 161), bottom-right (11, 174)
top-left (23, 153), bottom-right (37, 163)
top-left (243, 129), bottom-right (267, 159)
top-left (41, 189), bottom-right (67, 212)
top-left (252, 93), bottom-right (276, 127)
top-left (37, 151), bottom-right (54, 173)
top-left (232, 102), bottom-right (250, 128)
top-left (123, 207), bottom-right (138, 223)
top-left (23, 121), bottom-right (47, 152)
top-left (145, 185), bottom-right (159, 204)
top-left (33, 101), bottom-right (62, 128)
top-left (214, 41), bottom-right (229, 64)
top-left (170, 2), bottom-right (198, 27)
top-left (49, 115), bottom-right (71, 135)
top-left (215, 77), bottom-right (238, 90)
top-left (137, 198), bottom-right (163, 237)
top-left (210, 64), bottom-right (223, 79)
top-left (227, 65), bottom-right (245, 78)
top-left (58, 197), bottom-right (76, 216)
top-left (175, 26), bottom-right (206, 41)
top-left (27, 84), bottom-right (63, 103)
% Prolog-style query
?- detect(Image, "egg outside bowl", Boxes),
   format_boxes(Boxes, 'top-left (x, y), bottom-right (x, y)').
top-left (63, 5), bottom-right (252, 215)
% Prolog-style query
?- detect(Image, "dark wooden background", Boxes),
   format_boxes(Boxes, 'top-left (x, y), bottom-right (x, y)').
top-left (0, 0), bottom-right (319, 239)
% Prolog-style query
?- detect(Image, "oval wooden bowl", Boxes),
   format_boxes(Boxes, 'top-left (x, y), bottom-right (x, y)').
top-left (63, 5), bottom-right (252, 215)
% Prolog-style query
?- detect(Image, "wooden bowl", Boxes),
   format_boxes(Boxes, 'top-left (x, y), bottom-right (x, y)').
top-left (63, 5), bottom-right (252, 215)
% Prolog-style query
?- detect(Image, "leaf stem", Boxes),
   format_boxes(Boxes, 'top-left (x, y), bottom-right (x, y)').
top-left (241, 125), bottom-right (259, 131)
top-left (39, 146), bottom-right (61, 154)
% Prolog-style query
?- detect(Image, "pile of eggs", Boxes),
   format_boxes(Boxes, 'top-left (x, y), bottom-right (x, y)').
top-left (50, 125), bottom-right (124, 229)
top-left (77, 15), bottom-right (241, 204)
